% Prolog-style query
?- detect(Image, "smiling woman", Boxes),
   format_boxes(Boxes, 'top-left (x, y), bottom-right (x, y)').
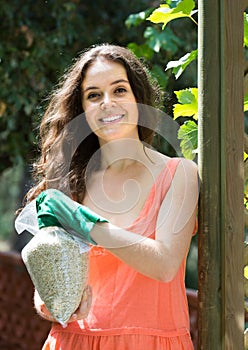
top-left (81, 58), bottom-right (139, 143)
top-left (23, 43), bottom-right (198, 350)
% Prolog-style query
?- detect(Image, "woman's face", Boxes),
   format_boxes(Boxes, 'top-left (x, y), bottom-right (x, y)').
top-left (81, 58), bottom-right (139, 144)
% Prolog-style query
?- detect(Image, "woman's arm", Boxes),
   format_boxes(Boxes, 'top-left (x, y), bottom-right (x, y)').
top-left (90, 159), bottom-right (199, 282)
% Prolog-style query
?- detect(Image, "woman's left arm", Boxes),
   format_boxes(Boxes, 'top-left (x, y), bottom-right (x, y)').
top-left (90, 159), bottom-right (199, 282)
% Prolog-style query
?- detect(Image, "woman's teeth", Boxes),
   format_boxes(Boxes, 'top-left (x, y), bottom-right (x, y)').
top-left (100, 115), bottom-right (123, 123)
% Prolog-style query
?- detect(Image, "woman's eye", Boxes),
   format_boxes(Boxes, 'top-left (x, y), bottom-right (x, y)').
top-left (115, 87), bottom-right (127, 94)
top-left (87, 92), bottom-right (100, 100)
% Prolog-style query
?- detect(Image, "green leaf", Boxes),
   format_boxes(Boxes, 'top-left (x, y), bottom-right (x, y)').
top-left (144, 27), bottom-right (163, 52)
top-left (245, 266), bottom-right (248, 279)
top-left (166, 49), bottom-right (198, 79)
top-left (178, 120), bottom-right (198, 160)
top-left (244, 13), bottom-right (248, 47)
top-left (147, 0), bottom-right (196, 29)
top-left (147, 4), bottom-right (189, 28)
top-left (244, 91), bottom-right (248, 111)
top-left (245, 152), bottom-right (248, 161)
top-left (125, 9), bottom-right (153, 28)
top-left (174, 0), bottom-right (195, 15)
top-left (144, 26), bottom-right (182, 54)
top-left (173, 88), bottom-right (198, 120)
top-left (127, 42), bottom-right (154, 60)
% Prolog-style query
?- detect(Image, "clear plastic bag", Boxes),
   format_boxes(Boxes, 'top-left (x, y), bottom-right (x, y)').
top-left (15, 201), bottom-right (90, 326)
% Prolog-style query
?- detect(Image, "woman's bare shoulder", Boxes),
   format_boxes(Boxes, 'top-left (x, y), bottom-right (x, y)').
top-left (145, 147), bottom-right (198, 178)
top-left (145, 147), bottom-right (170, 167)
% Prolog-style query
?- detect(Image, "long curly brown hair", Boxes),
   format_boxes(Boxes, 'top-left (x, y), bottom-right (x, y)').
top-left (27, 44), bottom-right (162, 204)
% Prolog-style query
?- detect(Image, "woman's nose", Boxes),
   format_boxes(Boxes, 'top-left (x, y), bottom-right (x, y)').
top-left (100, 94), bottom-right (115, 110)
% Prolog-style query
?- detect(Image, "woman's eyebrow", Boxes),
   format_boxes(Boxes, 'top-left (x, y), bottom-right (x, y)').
top-left (110, 79), bottom-right (129, 85)
top-left (83, 79), bottom-right (129, 93)
top-left (83, 86), bottom-right (98, 93)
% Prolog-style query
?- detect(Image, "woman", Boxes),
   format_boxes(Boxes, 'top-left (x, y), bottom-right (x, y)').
top-left (28, 44), bottom-right (198, 349)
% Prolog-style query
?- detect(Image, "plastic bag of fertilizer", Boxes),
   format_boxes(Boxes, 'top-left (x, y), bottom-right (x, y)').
top-left (15, 200), bottom-right (90, 327)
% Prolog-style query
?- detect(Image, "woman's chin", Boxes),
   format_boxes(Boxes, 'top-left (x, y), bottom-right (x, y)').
top-left (95, 125), bottom-right (139, 143)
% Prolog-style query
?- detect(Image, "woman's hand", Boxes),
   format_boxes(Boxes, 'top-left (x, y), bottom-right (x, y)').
top-left (34, 285), bottom-right (92, 325)
top-left (68, 285), bottom-right (92, 322)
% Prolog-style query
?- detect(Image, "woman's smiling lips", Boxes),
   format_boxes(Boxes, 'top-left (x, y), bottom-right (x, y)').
top-left (99, 114), bottom-right (125, 124)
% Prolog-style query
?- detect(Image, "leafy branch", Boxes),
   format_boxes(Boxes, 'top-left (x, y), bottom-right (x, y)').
top-left (147, 0), bottom-right (198, 28)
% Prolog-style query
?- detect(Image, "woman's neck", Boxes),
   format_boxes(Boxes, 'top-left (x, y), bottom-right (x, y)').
top-left (99, 138), bottom-right (148, 172)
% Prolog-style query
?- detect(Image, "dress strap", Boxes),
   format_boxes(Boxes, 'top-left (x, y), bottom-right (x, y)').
top-left (155, 157), bottom-right (181, 200)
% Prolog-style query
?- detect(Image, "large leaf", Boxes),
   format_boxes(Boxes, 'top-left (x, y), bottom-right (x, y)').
top-left (173, 88), bottom-right (198, 120)
top-left (178, 120), bottom-right (198, 160)
top-left (166, 49), bottom-right (198, 79)
top-left (244, 13), bottom-right (248, 47)
top-left (147, 0), bottom-right (196, 29)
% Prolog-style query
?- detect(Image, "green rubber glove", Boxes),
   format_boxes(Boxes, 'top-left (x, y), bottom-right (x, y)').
top-left (36, 189), bottom-right (108, 245)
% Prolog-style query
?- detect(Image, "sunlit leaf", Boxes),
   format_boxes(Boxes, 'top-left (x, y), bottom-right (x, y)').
top-left (244, 91), bottom-right (248, 111)
top-left (245, 266), bottom-right (248, 279)
top-left (244, 13), bottom-right (248, 47)
top-left (166, 49), bottom-right (198, 79)
top-left (173, 88), bottom-right (198, 120)
top-left (178, 120), bottom-right (198, 160)
top-left (147, 5), bottom-right (189, 28)
top-left (147, 0), bottom-right (196, 29)
top-left (174, 103), bottom-right (197, 119)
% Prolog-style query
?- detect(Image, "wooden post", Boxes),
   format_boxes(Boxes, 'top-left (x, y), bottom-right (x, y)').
top-left (198, 0), bottom-right (244, 349)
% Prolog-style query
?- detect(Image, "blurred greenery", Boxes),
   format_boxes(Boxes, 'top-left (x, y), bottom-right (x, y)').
top-left (0, 0), bottom-right (153, 174)
top-left (0, 0), bottom-right (154, 247)
top-left (0, 166), bottom-right (21, 242)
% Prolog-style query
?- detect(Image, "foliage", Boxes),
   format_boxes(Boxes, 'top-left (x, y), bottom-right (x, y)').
top-left (166, 49), bottom-right (198, 79)
top-left (245, 92), bottom-right (248, 112)
top-left (137, 0), bottom-right (248, 161)
top-left (0, 0), bottom-right (152, 174)
top-left (125, 1), bottom-right (197, 92)
top-left (245, 13), bottom-right (248, 48)
top-left (177, 120), bottom-right (198, 160)
top-left (147, 0), bottom-right (198, 28)
top-left (146, 0), bottom-right (198, 159)
top-left (0, 165), bottom-right (22, 248)
top-left (172, 88), bottom-right (198, 159)
top-left (173, 88), bottom-right (198, 119)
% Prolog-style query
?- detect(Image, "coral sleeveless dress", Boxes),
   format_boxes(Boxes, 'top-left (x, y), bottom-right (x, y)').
top-left (42, 158), bottom-right (194, 350)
